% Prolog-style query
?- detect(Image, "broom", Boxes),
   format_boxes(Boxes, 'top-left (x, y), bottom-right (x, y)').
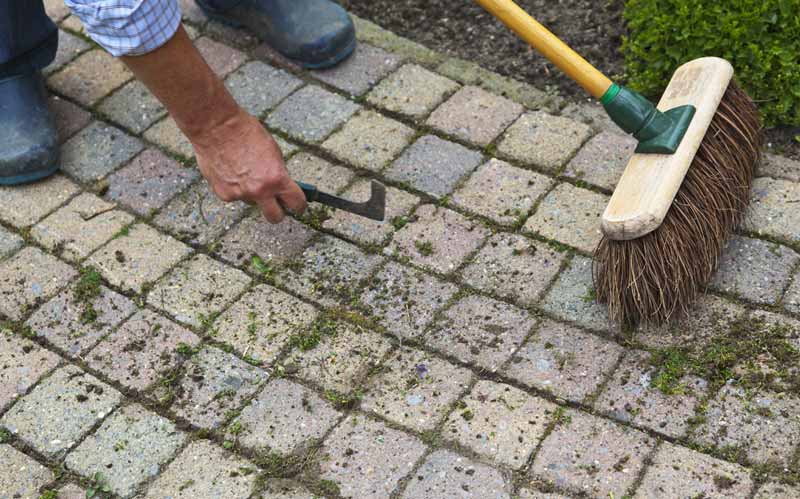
top-left (475, 0), bottom-right (762, 326)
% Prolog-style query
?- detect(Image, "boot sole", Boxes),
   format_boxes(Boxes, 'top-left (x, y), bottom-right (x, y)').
top-left (0, 163), bottom-right (60, 186)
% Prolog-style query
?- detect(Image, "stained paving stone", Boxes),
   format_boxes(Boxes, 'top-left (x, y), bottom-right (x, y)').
top-left (560, 100), bottom-right (622, 135)
top-left (25, 282), bottom-right (136, 358)
top-left (105, 149), bottom-right (199, 216)
top-left (453, 159), bottom-right (553, 225)
top-left (225, 61), bottom-right (303, 116)
top-left (98, 80), bottom-right (167, 134)
top-left (49, 95), bottom-right (92, 143)
top-left (0, 246), bottom-right (76, 321)
top-left (143, 117), bottom-right (194, 158)
top-left (755, 481), bottom-right (800, 499)
top-left (444, 380), bottom-right (555, 469)
top-left (195, 36), bottom-right (247, 77)
top-left (31, 193), bottom-right (134, 262)
top-left (744, 177), bottom-right (800, 244)
top-left (274, 136), bottom-right (299, 157)
top-left (738, 310), bottom-right (800, 390)
top-left (311, 43), bottom-right (402, 96)
top-left (61, 121), bottom-right (144, 182)
top-left (0, 332), bottom-right (60, 412)
top-left (693, 384), bottom-right (800, 466)
top-left (497, 112), bottom-right (593, 171)
top-left (367, 63), bottom-right (460, 119)
top-left (710, 235), bottom-right (799, 304)
top-left (0, 226), bottom-right (23, 260)
top-left (784, 274), bottom-right (800, 315)
top-left (319, 416), bottom-right (427, 499)
top-left (531, 409), bottom-right (655, 498)
top-left (0, 444), bottom-right (54, 499)
top-left (1, 365), bottom-right (121, 458)
top-left (540, 256), bottom-right (613, 332)
top-left (285, 152), bottom-right (355, 194)
top-left (402, 450), bottom-right (511, 499)
top-left (204, 20), bottom-right (260, 50)
top-left (55, 483), bottom-right (87, 499)
top-left (171, 346), bottom-right (267, 429)
top-left (178, 0), bottom-right (207, 24)
top-left (87, 223), bottom-right (192, 293)
top-left (65, 404), bottom-right (187, 498)
top-left (387, 204), bottom-right (490, 275)
top-left (385, 135), bottom-right (483, 198)
top-left (352, 15), bottom-right (444, 67)
top-left (147, 254), bottom-right (251, 328)
top-left (427, 86), bottom-right (523, 147)
top-left (516, 489), bottom-right (572, 499)
top-left (322, 110), bottom-right (415, 172)
top-left (0, 174), bottom-right (79, 228)
top-left (563, 131), bottom-right (637, 191)
top-left (153, 181), bottom-right (249, 246)
top-left (213, 284), bottom-right (319, 365)
top-left (594, 350), bottom-right (707, 438)
top-left (44, 30), bottom-right (90, 76)
top-left (460, 233), bottom-right (564, 306)
top-left (267, 85), bottom-right (360, 144)
top-left (230, 378), bottom-right (340, 454)
top-left (47, 50), bottom-right (132, 105)
top-left (87, 310), bottom-right (201, 392)
top-left (45, 0), bottom-right (71, 21)
top-left (759, 153), bottom-right (800, 182)
top-left (214, 215), bottom-right (316, 268)
top-left (362, 347), bottom-right (472, 432)
top-left (144, 440), bottom-right (258, 499)
top-left (428, 295), bottom-right (536, 373)
top-left (524, 183), bottom-right (607, 253)
top-left (276, 235), bottom-right (382, 308)
top-left (506, 320), bottom-right (623, 403)
top-left (323, 179), bottom-right (419, 246)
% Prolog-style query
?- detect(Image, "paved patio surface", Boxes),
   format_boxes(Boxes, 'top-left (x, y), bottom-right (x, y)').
top-left (3, 3), bottom-right (800, 498)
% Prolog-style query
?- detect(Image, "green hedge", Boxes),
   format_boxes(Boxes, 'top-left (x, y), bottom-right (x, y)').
top-left (622, 0), bottom-right (800, 127)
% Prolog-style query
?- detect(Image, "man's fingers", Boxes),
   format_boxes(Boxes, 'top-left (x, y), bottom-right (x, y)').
top-left (277, 181), bottom-right (308, 215)
top-left (259, 197), bottom-right (286, 224)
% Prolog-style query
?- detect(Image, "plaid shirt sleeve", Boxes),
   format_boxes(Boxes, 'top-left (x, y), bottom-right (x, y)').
top-left (64, 0), bottom-right (182, 57)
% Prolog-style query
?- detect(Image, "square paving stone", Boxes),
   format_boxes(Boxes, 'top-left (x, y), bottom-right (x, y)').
top-left (359, 261), bottom-right (459, 340)
top-left (61, 121), bottom-right (144, 182)
top-left (31, 193), bottom-right (134, 262)
top-left (195, 36), bottom-right (247, 77)
top-left (540, 256), bottom-right (613, 332)
top-left (171, 346), bottom-right (267, 429)
top-left (594, 350), bottom-right (707, 438)
top-left (147, 254), bottom-right (250, 328)
top-left (362, 347), bottom-right (472, 432)
top-left (144, 440), bottom-right (258, 499)
top-left (226, 61), bottom-right (304, 117)
top-left (213, 284), bottom-right (319, 365)
top-left (98, 80), bottom-right (167, 134)
top-left (385, 135), bottom-right (483, 198)
top-left (560, 100), bottom-right (622, 135)
top-left (1, 365), bottom-right (121, 458)
top-left (214, 215), bottom-right (316, 268)
top-left (505, 320), bottom-right (623, 403)
top-left (153, 181), bottom-right (249, 246)
top-left (322, 110), bottom-right (415, 172)
top-left (319, 416), bottom-right (427, 499)
top-left (531, 410), bottom-right (655, 498)
top-left (25, 282), bottom-right (136, 358)
top-left (267, 86), bottom-right (360, 144)
top-left (230, 378), bottom-right (340, 454)
top-left (54, 483), bottom-right (87, 499)
top-left (428, 295), bottom-right (537, 373)
top-left (352, 16), bottom-right (444, 67)
top-left (311, 43), bottom-right (402, 97)
top-left (276, 235), bottom-right (382, 307)
top-left (402, 450), bottom-right (510, 499)
top-left (0, 332), bottom-right (60, 412)
top-left (49, 95), bottom-right (92, 143)
top-left (453, 159), bottom-right (553, 225)
top-left (444, 380), bottom-right (556, 469)
top-left (44, 30), bottom-right (90, 76)
top-left (710, 235), bottom-right (799, 304)
top-left (755, 482), bottom-right (800, 499)
top-left (143, 117), bottom-right (194, 158)
top-left (65, 404), bottom-right (187, 498)
top-left (563, 131), bottom-right (637, 191)
top-left (0, 444), bottom-right (54, 499)
top-left (759, 153), bottom-right (800, 182)
top-left (524, 183), bottom-right (608, 253)
top-left (497, 112), bottom-right (593, 171)
top-left (367, 63), bottom-right (460, 119)
top-left (0, 226), bottom-right (23, 260)
top-left (0, 247), bottom-right (76, 320)
top-left (48, 50), bottom-right (132, 105)
top-left (693, 385), bottom-right (800, 466)
top-left (285, 152), bottom-right (355, 194)
top-left (460, 233), bottom-right (564, 306)
top-left (634, 442), bottom-right (752, 499)
top-left (744, 177), bottom-right (800, 244)
top-left (427, 86), bottom-right (523, 147)
top-left (87, 309), bottom-right (200, 392)
top-left (0, 174), bottom-right (79, 228)
top-left (387, 204), bottom-right (490, 275)
top-left (87, 223), bottom-right (192, 293)
top-left (323, 179), bottom-right (419, 246)
top-left (45, 0), bottom-right (71, 21)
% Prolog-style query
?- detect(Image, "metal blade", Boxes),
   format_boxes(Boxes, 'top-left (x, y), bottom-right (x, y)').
top-left (298, 180), bottom-right (386, 221)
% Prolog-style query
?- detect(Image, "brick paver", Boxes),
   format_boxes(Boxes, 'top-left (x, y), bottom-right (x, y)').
top-left (0, 444), bottom-right (54, 499)
top-left (402, 450), bottom-right (510, 499)
top-left (143, 117), bottom-right (194, 158)
top-left (524, 183), bottom-right (608, 253)
top-left (99, 80), bottom-right (166, 134)
top-left (267, 85), bottom-right (360, 144)
top-left (0, 226), bottom-right (23, 260)
top-left (48, 50), bottom-right (132, 105)
top-left (311, 43), bottom-right (402, 97)
top-left (214, 215), bottom-right (316, 268)
top-left (759, 153), bottom-right (800, 182)
top-left (61, 121), bottom-right (144, 182)
top-left (322, 110), bottom-right (415, 172)
top-left (46, 30), bottom-right (90, 76)
top-left (540, 256), bottom-right (613, 332)
top-left (225, 61), bottom-right (303, 117)
top-left (497, 112), bottom-right (592, 171)
top-left (744, 177), bottom-right (800, 244)
top-left (755, 482), bottom-right (800, 499)
top-left (195, 37), bottom-right (247, 77)
top-left (367, 63), bottom-right (459, 119)
top-left (50, 95), bottom-right (92, 143)
top-left (286, 152), bottom-right (355, 194)
top-left (0, 333), bottom-right (60, 412)
top-left (0, 246), bottom-right (76, 320)
top-left (0, 174), bottom-right (79, 228)
top-left (427, 86), bottom-right (523, 147)
top-left (564, 131), bottom-right (636, 191)
top-left (784, 275), bottom-right (800, 315)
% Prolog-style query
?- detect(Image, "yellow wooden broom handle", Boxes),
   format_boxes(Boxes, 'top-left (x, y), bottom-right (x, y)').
top-left (475, 0), bottom-right (613, 99)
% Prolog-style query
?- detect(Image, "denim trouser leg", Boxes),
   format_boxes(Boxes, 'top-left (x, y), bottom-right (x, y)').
top-left (0, 0), bottom-right (58, 78)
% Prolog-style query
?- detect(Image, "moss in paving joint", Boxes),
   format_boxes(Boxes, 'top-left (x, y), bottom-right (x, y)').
top-left (250, 254), bottom-right (276, 284)
top-left (0, 427), bottom-right (11, 444)
top-left (414, 239), bottom-right (434, 256)
top-left (38, 490), bottom-right (58, 499)
top-left (288, 318), bottom-right (337, 352)
top-left (74, 266), bottom-right (103, 325)
top-left (323, 389), bottom-right (363, 410)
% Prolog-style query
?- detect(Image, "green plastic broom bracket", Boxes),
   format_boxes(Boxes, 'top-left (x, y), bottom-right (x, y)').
top-left (600, 83), bottom-right (696, 154)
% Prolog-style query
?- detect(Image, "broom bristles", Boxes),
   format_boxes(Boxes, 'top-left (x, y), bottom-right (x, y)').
top-left (593, 82), bottom-right (763, 326)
